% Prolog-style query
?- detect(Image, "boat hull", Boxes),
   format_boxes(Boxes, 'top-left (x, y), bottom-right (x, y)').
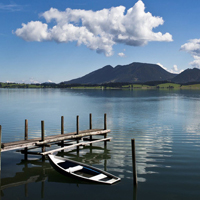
top-left (48, 155), bottom-right (120, 185)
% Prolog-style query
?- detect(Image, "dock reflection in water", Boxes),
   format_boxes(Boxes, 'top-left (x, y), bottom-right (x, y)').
top-left (0, 144), bottom-right (123, 199)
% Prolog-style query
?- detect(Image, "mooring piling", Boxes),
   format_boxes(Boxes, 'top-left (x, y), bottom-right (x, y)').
top-left (104, 113), bottom-right (107, 148)
top-left (25, 119), bottom-right (28, 141)
top-left (76, 115), bottom-right (80, 154)
top-left (131, 139), bottom-right (137, 186)
top-left (104, 113), bottom-right (107, 130)
top-left (103, 113), bottom-right (108, 169)
top-left (41, 121), bottom-right (45, 142)
top-left (89, 113), bottom-right (92, 130)
top-left (24, 119), bottom-right (28, 160)
top-left (61, 116), bottom-right (64, 147)
top-left (41, 121), bottom-right (45, 159)
top-left (76, 115), bottom-right (79, 135)
top-left (103, 113), bottom-right (108, 171)
top-left (61, 116), bottom-right (64, 135)
top-left (89, 113), bottom-right (92, 145)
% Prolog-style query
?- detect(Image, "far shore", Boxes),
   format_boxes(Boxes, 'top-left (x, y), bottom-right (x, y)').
top-left (1, 82), bottom-right (200, 90)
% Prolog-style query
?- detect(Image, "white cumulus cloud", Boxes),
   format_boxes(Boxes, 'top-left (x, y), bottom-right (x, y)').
top-left (15, 0), bottom-right (172, 56)
top-left (170, 65), bottom-right (183, 74)
top-left (173, 65), bottom-right (178, 72)
top-left (118, 52), bottom-right (125, 57)
top-left (15, 21), bottom-right (50, 42)
top-left (180, 39), bottom-right (200, 68)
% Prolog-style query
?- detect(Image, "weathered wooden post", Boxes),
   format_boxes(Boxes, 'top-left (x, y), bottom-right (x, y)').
top-left (24, 119), bottom-right (28, 160)
top-left (61, 116), bottom-right (64, 135)
top-left (131, 139), bottom-right (137, 186)
top-left (25, 119), bottom-right (28, 140)
top-left (89, 113), bottom-right (92, 130)
top-left (41, 121), bottom-right (45, 142)
top-left (41, 121), bottom-right (45, 160)
top-left (0, 125), bottom-right (1, 171)
top-left (89, 113), bottom-right (93, 150)
top-left (61, 116), bottom-right (64, 147)
top-left (76, 115), bottom-right (79, 135)
top-left (104, 113), bottom-right (107, 130)
top-left (89, 113), bottom-right (92, 143)
top-left (76, 115), bottom-right (79, 154)
top-left (104, 113), bottom-right (107, 148)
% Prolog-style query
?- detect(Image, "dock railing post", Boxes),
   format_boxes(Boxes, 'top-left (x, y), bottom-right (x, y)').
top-left (89, 113), bottom-right (92, 142)
top-left (25, 119), bottom-right (28, 140)
top-left (76, 116), bottom-right (79, 154)
top-left (104, 113), bottom-right (107, 130)
top-left (76, 115), bottom-right (79, 135)
top-left (24, 119), bottom-right (28, 160)
top-left (41, 121), bottom-right (45, 142)
top-left (104, 113), bottom-right (107, 148)
top-left (131, 139), bottom-right (137, 186)
top-left (41, 121), bottom-right (45, 160)
top-left (89, 113), bottom-right (92, 130)
top-left (61, 116), bottom-right (64, 147)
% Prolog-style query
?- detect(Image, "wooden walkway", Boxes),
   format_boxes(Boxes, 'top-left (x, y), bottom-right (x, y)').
top-left (0, 113), bottom-right (112, 172)
top-left (1, 129), bottom-right (110, 152)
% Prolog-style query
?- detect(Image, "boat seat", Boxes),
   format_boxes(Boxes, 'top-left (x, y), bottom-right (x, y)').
top-left (106, 178), bottom-right (117, 184)
top-left (89, 173), bottom-right (107, 181)
top-left (67, 165), bottom-right (83, 173)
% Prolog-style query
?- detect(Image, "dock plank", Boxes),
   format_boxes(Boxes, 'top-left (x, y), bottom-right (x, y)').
top-left (41, 137), bottom-right (112, 155)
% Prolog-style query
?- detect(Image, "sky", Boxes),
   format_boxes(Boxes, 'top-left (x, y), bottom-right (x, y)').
top-left (0, 0), bottom-right (200, 83)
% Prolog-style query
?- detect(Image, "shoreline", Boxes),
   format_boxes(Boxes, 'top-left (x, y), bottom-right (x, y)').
top-left (1, 82), bottom-right (200, 90)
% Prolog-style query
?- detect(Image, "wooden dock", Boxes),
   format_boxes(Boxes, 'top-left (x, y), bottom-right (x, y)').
top-left (1, 129), bottom-right (110, 152)
top-left (0, 114), bottom-right (111, 170)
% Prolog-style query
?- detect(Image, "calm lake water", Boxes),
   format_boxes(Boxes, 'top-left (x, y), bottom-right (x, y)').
top-left (0, 88), bottom-right (200, 200)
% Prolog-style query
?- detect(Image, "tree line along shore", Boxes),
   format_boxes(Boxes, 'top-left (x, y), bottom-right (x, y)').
top-left (1, 82), bottom-right (200, 89)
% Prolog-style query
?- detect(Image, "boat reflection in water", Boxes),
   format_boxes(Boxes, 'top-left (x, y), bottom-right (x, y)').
top-left (0, 145), bottom-right (112, 198)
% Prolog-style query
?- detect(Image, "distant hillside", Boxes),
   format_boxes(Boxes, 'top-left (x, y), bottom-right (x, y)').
top-left (64, 65), bottom-right (114, 84)
top-left (171, 68), bottom-right (200, 83)
top-left (64, 62), bottom-right (176, 84)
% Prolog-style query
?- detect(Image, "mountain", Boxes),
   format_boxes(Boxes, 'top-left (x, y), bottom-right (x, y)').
top-left (64, 62), bottom-right (176, 84)
top-left (64, 65), bottom-right (114, 84)
top-left (171, 68), bottom-right (200, 83)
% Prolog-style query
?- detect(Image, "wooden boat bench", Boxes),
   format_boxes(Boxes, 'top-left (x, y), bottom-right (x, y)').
top-left (89, 173), bottom-right (107, 181)
top-left (67, 165), bottom-right (83, 173)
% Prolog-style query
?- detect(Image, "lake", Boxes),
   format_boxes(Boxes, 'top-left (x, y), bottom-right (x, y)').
top-left (0, 88), bottom-right (200, 200)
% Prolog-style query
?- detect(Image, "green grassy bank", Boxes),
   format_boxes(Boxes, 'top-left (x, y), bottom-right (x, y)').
top-left (1, 82), bottom-right (200, 89)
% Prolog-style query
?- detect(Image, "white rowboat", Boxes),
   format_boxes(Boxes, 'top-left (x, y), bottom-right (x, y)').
top-left (48, 154), bottom-right (121, 185)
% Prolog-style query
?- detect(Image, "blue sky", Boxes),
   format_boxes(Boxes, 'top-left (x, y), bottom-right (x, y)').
top-left (1, 0), bottom-right (200, 83)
